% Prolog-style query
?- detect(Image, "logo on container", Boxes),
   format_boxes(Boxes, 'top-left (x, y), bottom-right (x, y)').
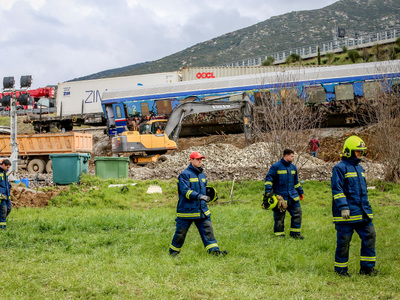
top-left (63, 87), bottom-right (71, 97)
top-left (196, 72), bottom-right (216, 79)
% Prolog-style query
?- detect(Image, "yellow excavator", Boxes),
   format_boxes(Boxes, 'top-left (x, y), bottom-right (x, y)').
top-left (112, 94), bottom-right (253, 164)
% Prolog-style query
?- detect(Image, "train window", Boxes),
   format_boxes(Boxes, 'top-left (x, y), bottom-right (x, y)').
top-left (141, 102), bottom-right (150, 116)
top-left (335, 84), bottom-right (354, 101)
top-left (156, 99), bottom-right (173, 114)
top-left (280, 88), bottom-right (299, 102)
top-left (306, 86), bottom-right (326, 104)
top-left (115, 105), bottom-right (122, 118)
top-left (363, 81), bottom-right (383, 100)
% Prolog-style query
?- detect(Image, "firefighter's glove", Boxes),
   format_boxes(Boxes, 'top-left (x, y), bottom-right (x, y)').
top-left (299, 194), bottom-right (304, 201)
top-left (276, 195), bottom-right (288, 213)
top-left (199, 195), bottom-right (211, 203)
top-left (0, 194), bottom-right (6, 200)
top-left (341, 209), bottom-right (350, 220)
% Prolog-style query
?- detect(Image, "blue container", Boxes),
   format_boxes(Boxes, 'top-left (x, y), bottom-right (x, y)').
top-left (50, 153), bottom-right (91, 185)
top-left (21, 177), bottom-right (29, 188)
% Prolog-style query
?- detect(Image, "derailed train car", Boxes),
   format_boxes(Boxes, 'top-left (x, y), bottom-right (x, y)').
top-left (101, 60), bottom-right (400, 136)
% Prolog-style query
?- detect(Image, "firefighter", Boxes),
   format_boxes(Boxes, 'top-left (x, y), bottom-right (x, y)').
top-left (331, 136), bottom-right (378, 277)
top-left (169, 151), bottom-right (227, 257)
top-left (264, 149), bottom-right (305, 239)
top-left (0, 159), bottom-right (12, 229)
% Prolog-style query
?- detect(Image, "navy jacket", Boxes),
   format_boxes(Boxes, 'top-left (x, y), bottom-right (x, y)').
top-left (331, 157), bottom-right (373, 224)
top-left (0, 166), bottom-right (11, 199)
top-left (264, 158), bottom-right (303, 201)
top-left (176, 164), bottom-right (211, 219)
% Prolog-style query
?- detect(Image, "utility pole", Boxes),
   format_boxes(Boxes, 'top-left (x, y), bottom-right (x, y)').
top-left (2, 76), bottom-right (32, 181)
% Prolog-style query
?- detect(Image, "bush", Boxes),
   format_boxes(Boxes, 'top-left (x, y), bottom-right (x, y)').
top-left (347, 49), bottom-right (360, 63)
top-left (285, 53), bottom-right (301, 64)
top-left (326, 52), bottom-right (335, 64)
top-left (262, 56), bottom-right (275, 66)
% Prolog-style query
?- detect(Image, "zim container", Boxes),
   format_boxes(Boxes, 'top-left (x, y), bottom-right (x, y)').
top-left (50, 153), bottom-right (91, 184)
top-left (94, 156), bottom-right (129, 179)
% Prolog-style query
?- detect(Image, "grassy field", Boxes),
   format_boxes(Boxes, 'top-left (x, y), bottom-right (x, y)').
top-left (0, 116), bottom-right (35, 134)
top-left (1, 177), bottom-right (400, 299)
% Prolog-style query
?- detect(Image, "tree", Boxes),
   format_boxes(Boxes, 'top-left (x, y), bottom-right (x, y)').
top-left (341, 46), bottom-right (348, 53)
top-left (317, 46), bottom-right (321, 65)
top-left (252, 71), bottom-right (324, 164)
top-left (262, 56), bottom-right (275, 66)
top-left (357, 63), bottom-right (400, 182)
top-left (348, 49), bottom-right (360, 63)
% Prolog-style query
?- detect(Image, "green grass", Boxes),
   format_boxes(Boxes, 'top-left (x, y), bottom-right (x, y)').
top-left (1, 178), bottom-right (400, 299)
top-left (0, 116), bottom-right (34, 134)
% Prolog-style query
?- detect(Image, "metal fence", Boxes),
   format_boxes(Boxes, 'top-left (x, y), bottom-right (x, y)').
top-left (226, 26), bottom-right (400, 67)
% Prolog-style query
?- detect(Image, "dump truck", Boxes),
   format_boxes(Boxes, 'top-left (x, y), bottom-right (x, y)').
top-left (0, 132), bottom-right (93, 173)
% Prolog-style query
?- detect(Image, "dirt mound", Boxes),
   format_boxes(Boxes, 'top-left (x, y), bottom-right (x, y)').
top-left (10, 186), bottom-right (66, 208)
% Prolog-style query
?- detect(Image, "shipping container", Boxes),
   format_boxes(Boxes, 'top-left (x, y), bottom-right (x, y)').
top-left (28, 72), bottom-right (180, 132)
top-left (56, 71), bottom-right (180, 117)
top-left (180, 65), bottom-right (326, 81)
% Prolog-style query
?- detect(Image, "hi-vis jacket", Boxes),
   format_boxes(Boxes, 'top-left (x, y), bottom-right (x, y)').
top-left (176, 164), bottom-right (211, 219)
top-left (331, 157), bottom-right (373, 224)
top-left (264, 158), bottom-right (304, 201)
top-left (0, 167), bottom-right (11, 199)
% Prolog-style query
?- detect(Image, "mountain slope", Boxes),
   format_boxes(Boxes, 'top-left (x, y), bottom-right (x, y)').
top-left (75, 0), bottom-right (400, 81)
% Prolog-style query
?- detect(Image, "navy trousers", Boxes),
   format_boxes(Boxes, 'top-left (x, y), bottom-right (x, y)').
top-left (0, 198), bottom-right (12, 229)
top-left (170, 216), bottom-right (219, 254)
top-left (273, 200), bottom-right (302, 237)
top-left (334, 220), bottom-right (376, 273)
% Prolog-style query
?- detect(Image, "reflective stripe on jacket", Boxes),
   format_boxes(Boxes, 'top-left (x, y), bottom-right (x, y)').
top-left (264, 158), bottom-right (303, 201)
top-left (176, 164), bottom-right (210, 219)
top-left (331, 157), bottom-right (373, 224)
top-left (0, 167), bottom-right (11, 199)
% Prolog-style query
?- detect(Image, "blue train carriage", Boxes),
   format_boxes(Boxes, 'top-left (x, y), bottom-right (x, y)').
top-left (101, 60), bottom-right (400, 136)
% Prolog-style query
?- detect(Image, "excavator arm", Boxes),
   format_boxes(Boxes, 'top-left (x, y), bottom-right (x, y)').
top-left (111, 93), bottom-right (253, 163)
top-left (165, 93), bottom-right (253, 143)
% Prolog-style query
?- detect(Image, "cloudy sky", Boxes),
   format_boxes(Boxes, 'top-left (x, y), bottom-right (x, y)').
top-left (0, 0), bottom-right (338, 88)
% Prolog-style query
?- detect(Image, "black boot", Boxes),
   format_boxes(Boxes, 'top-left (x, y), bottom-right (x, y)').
top-left (210, 250), bottom-right (228, 256)
top-left (359, 267), bottom-right (379, 276)
top-left (335, 271), bottom-right (351, 277)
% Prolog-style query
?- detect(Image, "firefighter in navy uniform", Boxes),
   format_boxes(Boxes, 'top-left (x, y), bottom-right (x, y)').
top-left (331, 136), bottom-right (378, 277)
top-left (169, 151), bottom-right (227, 256)
top-left (264, 149), bottom-right (305, 239)
top-left (0, 159), bottom-right (12, 229)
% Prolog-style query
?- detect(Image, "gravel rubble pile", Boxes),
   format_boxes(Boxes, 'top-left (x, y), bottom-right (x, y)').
top-left (130, 142), bottom-right (386, 181)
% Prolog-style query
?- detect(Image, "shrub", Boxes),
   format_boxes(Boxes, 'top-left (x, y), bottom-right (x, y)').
top-left (262, 56), bottom-right (275, 66)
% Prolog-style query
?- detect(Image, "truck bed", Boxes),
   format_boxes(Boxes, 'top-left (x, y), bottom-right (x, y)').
top-left (0, 132), bottom-right (93, 156)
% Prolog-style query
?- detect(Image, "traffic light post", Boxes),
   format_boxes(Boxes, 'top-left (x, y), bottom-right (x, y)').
top-left (2, 76), bottom-right (32, 181)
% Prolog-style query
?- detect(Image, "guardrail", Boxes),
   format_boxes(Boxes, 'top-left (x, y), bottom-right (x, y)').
top-left (226, 26), bottom-right (400, 67)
